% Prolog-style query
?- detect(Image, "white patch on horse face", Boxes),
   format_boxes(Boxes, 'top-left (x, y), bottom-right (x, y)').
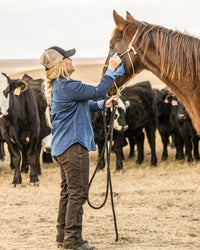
top-left (0, 73), bottom-right (9, 117)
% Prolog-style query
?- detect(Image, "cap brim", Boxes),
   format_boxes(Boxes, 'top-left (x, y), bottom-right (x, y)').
top-left (64, 49), bottom-right (76, 58)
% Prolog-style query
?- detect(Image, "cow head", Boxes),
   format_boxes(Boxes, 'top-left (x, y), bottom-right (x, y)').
top-left (178, 103), bottom-right (190, 121)
top-left (2, 74), bottom-right (28, 98)
top-left (113, 98), bottom-right (129, 131)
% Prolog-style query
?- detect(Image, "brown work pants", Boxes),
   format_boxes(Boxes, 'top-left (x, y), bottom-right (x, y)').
top-left (55, 143), bottom-right (89, 249)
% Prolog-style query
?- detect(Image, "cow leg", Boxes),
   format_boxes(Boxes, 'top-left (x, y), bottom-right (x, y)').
top-left (35, 139), bottom-right (42, 175)
top-left (128, 137), bottom-right (135, 158)
top-left (0, 140), bottom-right (5, 161)
top-left (7, 146), bottom-right (15, 169)
top-left (174, 133), bottom-right (184, 160)
top-left (113, 132), bottom-right (125, 170)
top-left (21, 146), bottom-right (29, 173)
top-left (193, 137), bottom-right (200, 161)
top-left (170, 134), bottom-right (176, 148)
top-left (160, 133), bottom-right (169, 160)
top-left (7, 142), bottom-right (21, 185)
top-left (26, 138), bottom-right (39, 184)
top-left (97, 141), bottom-right (105, 170)
top-left (185, 139), bottom-right (193, 162)
top-left (0, 120), bottom-right (22, 184)
top-left (181, 133), bottom-right (193, 162)
top-left (145, 125), bottom-right (157, 166)
top-left (135, 131), bottom-right (144, 164)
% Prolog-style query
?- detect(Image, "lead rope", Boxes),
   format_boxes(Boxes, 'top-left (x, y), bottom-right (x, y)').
top-left (88, 29), bottom-right (139, 239)
top-left (87, 99), bottom-right (119, 242)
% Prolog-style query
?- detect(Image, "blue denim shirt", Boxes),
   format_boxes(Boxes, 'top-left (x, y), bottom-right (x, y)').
top-left (50, 69), bottom-right (115, 156)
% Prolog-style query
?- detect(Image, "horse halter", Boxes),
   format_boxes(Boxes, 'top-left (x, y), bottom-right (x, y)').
top-left (120, 29), bottom-right (138, 73)
top-left (104, 29), bottom-right (139, 96)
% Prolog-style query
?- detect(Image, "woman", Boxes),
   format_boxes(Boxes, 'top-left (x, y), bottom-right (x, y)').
top-left (40, 46), bottom-right (123, 250)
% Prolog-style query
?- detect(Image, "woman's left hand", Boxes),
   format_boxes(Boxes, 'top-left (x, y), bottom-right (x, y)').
top-left (105, 95), bottom-right (119, 108)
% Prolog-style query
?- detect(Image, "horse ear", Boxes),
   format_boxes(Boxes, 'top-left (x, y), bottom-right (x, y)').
top-left (126, 11), bottom-right (135, 21)
top-left (113, 10), bottom-right (126, 31)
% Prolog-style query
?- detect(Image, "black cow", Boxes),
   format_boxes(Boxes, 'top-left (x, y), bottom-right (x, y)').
top-left (91, 98), bottom-right (129, 170)
top-left (176, 101), bottom-right (200, 162)
top-left (112, 81), bottom-right (157, 169)
top-left (154, 88), bottom-right (184, 161)
top-left (92, 81), bottom-right (157, 170)
top-left (0, 73), bottom-right (41, 185)
top-left (155, 88), bottom-right (199, 162)
top-left (21, 74), bottom-right (52, 171)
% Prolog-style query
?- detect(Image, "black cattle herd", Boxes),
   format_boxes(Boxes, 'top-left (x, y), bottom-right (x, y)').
top-left (0, 73), bottom-right (199, 185)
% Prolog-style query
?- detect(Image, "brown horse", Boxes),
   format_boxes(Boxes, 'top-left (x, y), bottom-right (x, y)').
top-left (103, 10), bottom-right (200, 134)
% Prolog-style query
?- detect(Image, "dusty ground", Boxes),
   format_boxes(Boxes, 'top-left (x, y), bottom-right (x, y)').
top-left (0, 60), bottom-right (200, 249)
top-left (0, 137), bottom-right (200, 250)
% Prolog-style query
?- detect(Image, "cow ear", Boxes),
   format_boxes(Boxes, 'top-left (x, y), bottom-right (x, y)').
top-left (2, 72), bottom-right (12, 84)
top-left (22, 73), bottom-right (32, 82)
top-left (125, 100), bottom-right (130, 108)
top-left (113, 10), bottom-right (126, 31)
top-left (126, 11), bottom-right (135, 21)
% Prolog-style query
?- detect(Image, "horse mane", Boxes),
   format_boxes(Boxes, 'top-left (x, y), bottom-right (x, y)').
top-left (135, 22), bottom-right (200, 82)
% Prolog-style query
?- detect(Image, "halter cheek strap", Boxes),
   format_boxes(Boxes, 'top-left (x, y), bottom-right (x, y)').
top-left (120, 29), bottom-right (138, 74)
top-left (104, 29), bottom-right (139, 96)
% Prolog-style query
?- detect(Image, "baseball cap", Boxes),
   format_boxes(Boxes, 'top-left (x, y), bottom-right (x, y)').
top-left (40, 46), bottom-right (76, 70)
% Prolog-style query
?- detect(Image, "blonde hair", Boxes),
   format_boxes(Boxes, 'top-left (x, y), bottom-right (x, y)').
top-left (45, 59), bottom-right (69, 105)
top-left (45, 59), bottom-right (69, 126)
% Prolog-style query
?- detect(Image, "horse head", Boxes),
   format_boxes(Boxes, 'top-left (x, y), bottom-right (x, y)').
top-left (102, 10), bottom-right (145, 95)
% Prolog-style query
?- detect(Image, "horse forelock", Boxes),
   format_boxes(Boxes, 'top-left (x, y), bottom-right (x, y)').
top-left (136, 23), bottom-right (200, 82)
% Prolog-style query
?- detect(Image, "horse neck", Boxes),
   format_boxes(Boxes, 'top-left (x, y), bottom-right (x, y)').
top-left (136, 38), bottom-right (200, 135)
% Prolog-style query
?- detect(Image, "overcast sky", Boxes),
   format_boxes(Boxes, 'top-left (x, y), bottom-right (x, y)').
top-left (1, 0), bottom-right (199, 59)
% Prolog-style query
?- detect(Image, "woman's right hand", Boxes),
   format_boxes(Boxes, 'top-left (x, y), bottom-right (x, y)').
top-left (108, 53), bottom-right (122, 72)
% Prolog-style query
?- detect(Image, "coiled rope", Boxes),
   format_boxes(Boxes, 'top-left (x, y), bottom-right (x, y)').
top-left (87, 99), bottom-right (119, 242)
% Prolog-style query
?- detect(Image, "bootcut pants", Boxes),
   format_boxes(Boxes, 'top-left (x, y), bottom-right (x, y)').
top-left (54, 143), bottom-right (89, 249)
